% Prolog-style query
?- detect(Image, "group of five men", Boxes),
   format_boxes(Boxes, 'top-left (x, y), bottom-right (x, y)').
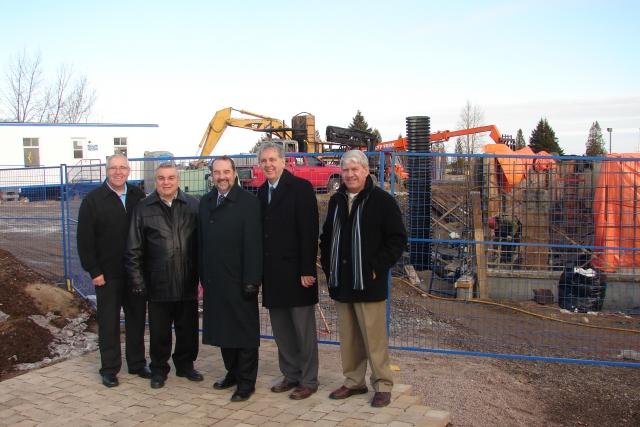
top-left (77, 143), bottom-right (407, 408)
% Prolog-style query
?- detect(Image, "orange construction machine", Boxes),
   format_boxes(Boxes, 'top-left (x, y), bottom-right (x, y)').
top-left (375, 125), bottom-right (512, 183)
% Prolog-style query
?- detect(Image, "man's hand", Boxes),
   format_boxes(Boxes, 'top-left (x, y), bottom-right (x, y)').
top-left (243, 284), bottom-right (259, 301)
top-left (92, 274), bottom-right (106, 287)
top-left (300, 276), bottom-right (316, 288)
top-left (373, 271), bottom-right (377, 280)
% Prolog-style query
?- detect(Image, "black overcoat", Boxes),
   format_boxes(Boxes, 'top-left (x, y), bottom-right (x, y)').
top-left (257, 169), bottom-right (319, 308)
top-left (198, 184), bottom-right (263, 348)
top-left (77, 181), bottom-right (145, 280)
top-left (319, 177), bottom-right (408, 303)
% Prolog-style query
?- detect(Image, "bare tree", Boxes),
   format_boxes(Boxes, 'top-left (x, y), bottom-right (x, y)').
top-left (62, 74), bottom-right (97, 123)
top-left (1, 50), bottom-right (97, 123)
top-left (38, 63), bottom-right (73, 122)
top-left (455, 100), bottom-right (486, 153)
top-left (0, 48), bottom-right (44, 122)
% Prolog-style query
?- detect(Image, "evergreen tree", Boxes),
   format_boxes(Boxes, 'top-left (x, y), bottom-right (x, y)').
top-left (349, 110), bottom-right (370, 132)
top-left (529, 118), bottom-right (564, 155)
top-left (515, 129), bottom-right (526, 150)
top-left (349, 110), bottom-right (381, 142)
top-left (585, 121), bottom-right (607, 156)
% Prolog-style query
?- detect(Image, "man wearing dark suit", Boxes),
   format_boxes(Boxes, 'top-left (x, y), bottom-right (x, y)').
top-left (77, 154), bottom-right (151, 387)
top-left (257, 142), bottom-right (320, 400)
top-left (199, 156), bottom-right (263, 402)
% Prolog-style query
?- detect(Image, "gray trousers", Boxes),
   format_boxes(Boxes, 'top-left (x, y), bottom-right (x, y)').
top-left (269, 305), bottom-right (320, 389)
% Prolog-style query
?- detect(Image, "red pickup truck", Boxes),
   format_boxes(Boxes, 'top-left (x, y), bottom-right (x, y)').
top-left (236, 154), bottom-right (343, 193)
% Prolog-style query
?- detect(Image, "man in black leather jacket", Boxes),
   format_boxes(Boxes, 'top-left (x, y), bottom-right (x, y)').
top-left (125, 162), bottom-right (202, 389)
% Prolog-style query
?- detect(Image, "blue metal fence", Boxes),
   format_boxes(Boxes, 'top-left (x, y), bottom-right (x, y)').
top-left (1, 151), bottom-right (638, 366)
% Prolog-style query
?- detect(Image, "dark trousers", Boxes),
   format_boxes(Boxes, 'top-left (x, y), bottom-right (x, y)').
top-left (269, 305), bottom-right (319, 389)
top-left (148, 299), bottom-right (199, 377)
top-left (220, 347), bottom-right (259, 392)
top-left (95, 278), bottom-right (147, 376)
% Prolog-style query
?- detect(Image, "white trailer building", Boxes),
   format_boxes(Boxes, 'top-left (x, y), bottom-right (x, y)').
top-left (0, 122), bottom-right (159, 167)
top-left (0, 123), bottom-right (160, 198)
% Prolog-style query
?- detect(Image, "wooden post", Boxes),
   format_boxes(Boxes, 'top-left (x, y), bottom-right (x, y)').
top-left (470, 191), bottom-right (488, 300)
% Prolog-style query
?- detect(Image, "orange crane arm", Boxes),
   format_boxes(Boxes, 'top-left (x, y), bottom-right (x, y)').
top-left (375, 124), bottom-right (503, 151)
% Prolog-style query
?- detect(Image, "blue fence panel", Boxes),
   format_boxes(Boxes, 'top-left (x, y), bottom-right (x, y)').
top-left (0, 165), bottom-right (66, 283)
top-left (1, 151), bottom-right (638, 366)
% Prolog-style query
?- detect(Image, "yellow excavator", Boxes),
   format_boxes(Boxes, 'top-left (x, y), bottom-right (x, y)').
top-left (193, 108), bottom-right (317, 168)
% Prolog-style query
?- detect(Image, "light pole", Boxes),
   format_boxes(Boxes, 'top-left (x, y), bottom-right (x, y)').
top-left (607, 128), bottom-right (613, 153)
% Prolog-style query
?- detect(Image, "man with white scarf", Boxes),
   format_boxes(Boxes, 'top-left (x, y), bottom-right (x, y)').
top-left (319, 150), bottom-right (407, 408)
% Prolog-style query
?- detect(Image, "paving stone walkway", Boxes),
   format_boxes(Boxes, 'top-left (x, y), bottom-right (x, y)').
top-left (0, 340), bottom-right (450, 426)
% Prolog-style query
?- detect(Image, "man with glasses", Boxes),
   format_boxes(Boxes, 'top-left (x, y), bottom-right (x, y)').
top-left (126, 162), bottom-right (202, 389)
top-left (77, 154), bottom-right (150, 387)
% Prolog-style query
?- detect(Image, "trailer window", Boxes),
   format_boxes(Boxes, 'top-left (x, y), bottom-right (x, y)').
top-left (23, 138), bottom-right (40, 168)
top-left (73, 140), bottom-right (84, 159)
top-left (114, 137), bottom-right (127, 156)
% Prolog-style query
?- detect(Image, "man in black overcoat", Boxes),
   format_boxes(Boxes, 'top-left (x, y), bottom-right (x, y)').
top-left (199, 156), bottom-right (263, 402)
top-left (125, 163), bottom-right (203, 389)
top-left (319, 150), bottom-right (407, 408)
top-left (77, 154), bottom-right (150, 387)
top-left (257, 142), bottom-right (320, 400)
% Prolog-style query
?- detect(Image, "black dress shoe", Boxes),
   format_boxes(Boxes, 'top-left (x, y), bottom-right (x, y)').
top-left (176, 368), bottom-right (204, 382)
top-left (213, 377), bottom-right (237, 390)
top-left (129, 366), bottom-right (153, 379)
top-left (230, 388), bottom-right (255, 402)
top-left (102, 374), bottom-right (119, 388)
top-left (150, 375), bottom-right (166, 389)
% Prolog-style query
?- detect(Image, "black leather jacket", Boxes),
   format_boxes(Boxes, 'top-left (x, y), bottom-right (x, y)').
top-left (125, 189), bottom-right (199, 302)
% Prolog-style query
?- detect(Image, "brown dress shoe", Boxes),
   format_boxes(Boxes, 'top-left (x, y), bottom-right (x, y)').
top-left (289, 384), bottom-right (317, 400)
top-left (371, 391), bottom-right (391, 407)
top-left (271, 379), bottom-right (299, 393)
top-left (328, 385), bottom-right (369, 399)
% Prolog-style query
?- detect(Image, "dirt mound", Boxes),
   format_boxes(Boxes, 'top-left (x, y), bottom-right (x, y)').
top-left (0, 248), bottom-right (97, 380)
top-left (25, 282), bottom-right (84, 319)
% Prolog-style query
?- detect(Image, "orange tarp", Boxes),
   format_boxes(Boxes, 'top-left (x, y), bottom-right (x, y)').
top-left (593, 153), bottom-right (640, 270)
top-left (482, 144), bottom-right (555, 190)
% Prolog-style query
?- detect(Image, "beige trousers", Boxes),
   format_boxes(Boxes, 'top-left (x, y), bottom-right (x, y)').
top-left (335, 300), bottom-right (394, 392)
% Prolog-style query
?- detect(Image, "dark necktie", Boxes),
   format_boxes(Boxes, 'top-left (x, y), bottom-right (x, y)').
top-left (217, 194), bottom-right (225, 206)
top-left (269, 186), bottom-right (274, 204)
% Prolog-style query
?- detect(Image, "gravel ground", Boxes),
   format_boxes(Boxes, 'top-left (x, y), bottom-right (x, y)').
top-left (319, 343), bottom-right (640, 427)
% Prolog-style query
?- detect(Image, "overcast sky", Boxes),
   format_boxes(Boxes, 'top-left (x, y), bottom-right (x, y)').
top-left (1, 0), bottom-right (639, 156)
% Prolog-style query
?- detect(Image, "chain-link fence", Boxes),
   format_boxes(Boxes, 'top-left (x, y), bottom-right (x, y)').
top-left (1, 151), bottom-right (638, 366)
top-left (0, 166), bottom-right (67, 284)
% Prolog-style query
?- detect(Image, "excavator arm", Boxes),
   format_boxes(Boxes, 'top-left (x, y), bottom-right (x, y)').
top-left (375, 124), bottom-right (504, 151)
top-left (196, 107), bottom-right (293, 157)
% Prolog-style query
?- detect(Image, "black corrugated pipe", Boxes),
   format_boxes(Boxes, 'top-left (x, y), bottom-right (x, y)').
top-left (406, 116), bottom-right (432, 270)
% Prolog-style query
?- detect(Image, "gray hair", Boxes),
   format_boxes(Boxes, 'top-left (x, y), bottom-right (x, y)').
top-left (257, 141), bottom-right (285, 160)
top-left (106, 153), bottom-right (129, 168)
top-left (155, 162), bottom-right (179, 176)
top-left (340, 150), bottom-right (369, 169)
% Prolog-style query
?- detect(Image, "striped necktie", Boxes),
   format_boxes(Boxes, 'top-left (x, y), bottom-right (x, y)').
top-left (217, 194), bottom-right (225, 206)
